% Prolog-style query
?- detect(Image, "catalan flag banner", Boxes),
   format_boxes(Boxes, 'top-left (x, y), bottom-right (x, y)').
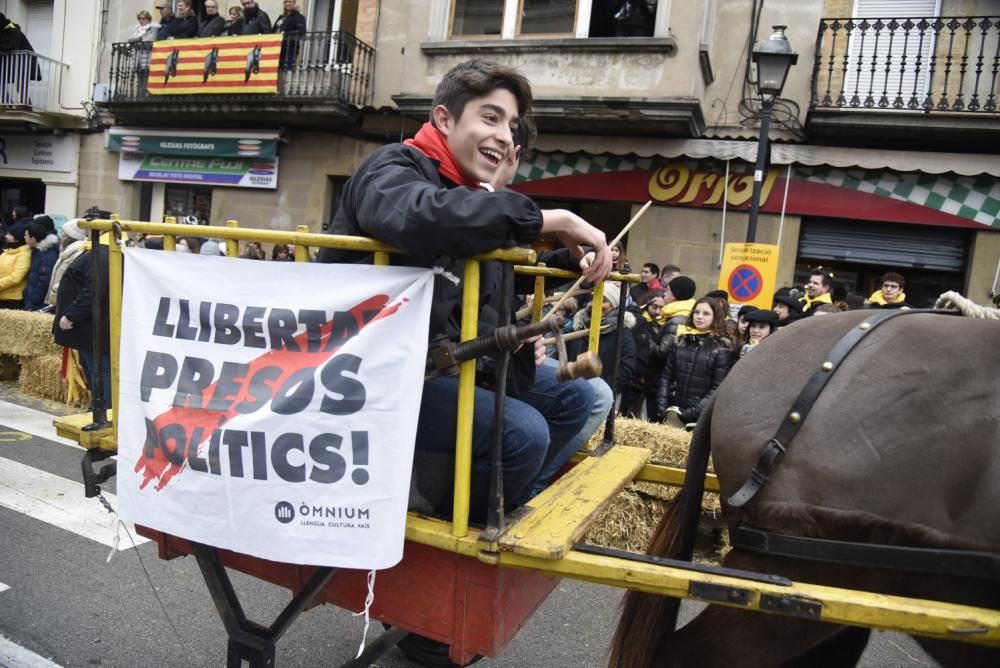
top-left (147, 34), bottom-right (283, 95)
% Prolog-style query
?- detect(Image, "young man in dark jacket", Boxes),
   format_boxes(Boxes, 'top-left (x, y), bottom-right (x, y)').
top-left (318, 59), bottom-right (611, 521)
top-left (22, 219), bottom-right (58, 311)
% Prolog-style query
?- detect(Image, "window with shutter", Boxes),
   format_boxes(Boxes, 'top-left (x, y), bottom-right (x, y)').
top-left (843, 0), bottom-right (941, 108)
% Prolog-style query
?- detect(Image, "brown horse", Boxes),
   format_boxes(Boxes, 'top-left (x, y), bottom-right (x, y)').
top-left (610, 309), bottom-right (1000, 667)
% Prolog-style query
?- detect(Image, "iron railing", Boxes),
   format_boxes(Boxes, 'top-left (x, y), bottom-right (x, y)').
top-left (811, 16), bottom-right (1000, 113)
top-left (0, 50), bottom-right (70, 113)
top-left (106, 31), bottom-right (374, 107)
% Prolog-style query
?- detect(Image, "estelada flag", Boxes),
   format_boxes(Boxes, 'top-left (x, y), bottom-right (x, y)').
top-left (147, 34), bottom-right (283, 95)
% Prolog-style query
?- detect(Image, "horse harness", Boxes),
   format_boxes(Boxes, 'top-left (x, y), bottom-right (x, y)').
top-left (726, 308), bottom-right (1000, 585)
top-left (728, 307), bottom-right (959, 509)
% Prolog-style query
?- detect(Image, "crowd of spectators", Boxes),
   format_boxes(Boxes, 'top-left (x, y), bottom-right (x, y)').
top-left (128, 1), bottom-right (306, 41)
top-left (539, 250), bottom-right (946, 430)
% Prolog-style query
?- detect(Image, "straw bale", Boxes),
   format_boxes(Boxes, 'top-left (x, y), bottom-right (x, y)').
top-left (0, 310), bottom-right (59, 357)
top-left (585, 417), bottom-right (722, 553)
top-left (19, 353), bottom-right (68, 403)
top-left (0, 354), bottom-right (18, 380)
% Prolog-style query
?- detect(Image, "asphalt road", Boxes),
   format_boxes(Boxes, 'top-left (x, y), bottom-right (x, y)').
top-left (0, 382), bottom-right (936, 667)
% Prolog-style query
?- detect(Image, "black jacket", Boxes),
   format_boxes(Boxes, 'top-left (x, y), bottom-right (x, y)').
top-left (316, 142), bottom-right (545, 395)
top-left (52, 246), bottom-right (110, 354)
top-left (655, 333), bottom-right (732, 423)
top-left (273, 10), bottom-right (306, 35)
top-left (241, 6), bottom-right (272, 34)
top-left (158, 14), bottom-right (198, 39)
top-left (317, 142), bottom-right (542, 341)
top-left (198, 15), bottom-right (227, 37)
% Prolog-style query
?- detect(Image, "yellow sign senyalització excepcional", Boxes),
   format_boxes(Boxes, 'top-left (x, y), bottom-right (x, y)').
top-left (717, 243), bottom-right (780, 310)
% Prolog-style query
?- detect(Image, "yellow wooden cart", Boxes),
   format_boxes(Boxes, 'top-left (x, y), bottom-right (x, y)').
top-left (55, 218), bottom-right (1000, 667)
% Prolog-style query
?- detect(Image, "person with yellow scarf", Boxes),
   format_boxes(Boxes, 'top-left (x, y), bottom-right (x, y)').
top-left (654, 296), bottom-right (733, 428)
top-left (799, 269), bottom-right (834, 316)
top-left (641, 275), bottom-right (698, 419)
top-left (865, 271), bottom-right (910, 309)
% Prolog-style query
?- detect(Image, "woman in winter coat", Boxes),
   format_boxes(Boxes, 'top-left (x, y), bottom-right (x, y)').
top-left (0, 220), bottom-right (31, 309)
top-left (22, 220), bottom-right (59, 311)
top-left (45, 219), bottom-right (88, 306)
top-left (654, 296), bottom-right (733, 427)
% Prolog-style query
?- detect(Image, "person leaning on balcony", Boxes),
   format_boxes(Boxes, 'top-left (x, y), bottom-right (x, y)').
top-left (273, 0), bottom-right (306, 70)
top-left (127, 10), bottom-right (159, 42)
top-left (0, 12), bottom-right (40, 104)
top-left (198, 1), bottom-right (227, 37)
top-left (224, 6), bottom-right (244, 36)
top-left (239, 0), bottom-right (272, 34)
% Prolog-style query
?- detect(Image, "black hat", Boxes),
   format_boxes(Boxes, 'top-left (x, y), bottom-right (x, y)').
top-left (667, 275), bottom-right (696, 301)
top-left (705, 289), bottom-right (729, 301)
top-left (772, 294), bottom-right (803, 313)
top-left (746, 309), bottom-right (778, 327)
top-left (737, 305), bottom-right (759, 319)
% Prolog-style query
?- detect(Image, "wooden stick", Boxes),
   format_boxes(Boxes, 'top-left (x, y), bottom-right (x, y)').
top-left (515, 287), bottom-right (592, 321)
top-left (542, 200), bottom-right (654, 322)
top-left (541, 328), bottom-right (590, 347)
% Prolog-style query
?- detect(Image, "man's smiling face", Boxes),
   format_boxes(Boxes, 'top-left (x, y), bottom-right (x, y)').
top-left (433, 88), bottom-right (518, 184)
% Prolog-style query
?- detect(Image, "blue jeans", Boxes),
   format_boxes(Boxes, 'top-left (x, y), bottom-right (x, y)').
top-left (79, 349), bottom-right (112, 410)
top-left (416, 376), bottom-right (549, 522)
top-left (520, 362), bottom-right (595, 501)
top-left (528, 359), bottom-right (611, 497)
top-left (415, 362), bottom-right (594, 522)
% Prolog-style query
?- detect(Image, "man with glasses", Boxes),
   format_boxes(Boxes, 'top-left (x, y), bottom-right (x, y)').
top-left (240, 0), bottom-right (272, 34)
top-left (866, 271), bottom-right (910, 309)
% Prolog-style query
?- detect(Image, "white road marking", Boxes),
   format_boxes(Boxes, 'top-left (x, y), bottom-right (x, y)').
top-left (0, 582), bottom-right (9, 594)
top-left (0, 634), bottom-right (63, 668)
top-left (0, 457), bottom-right (147, 550)
top-left (0, 399), bottom-right (85, 451)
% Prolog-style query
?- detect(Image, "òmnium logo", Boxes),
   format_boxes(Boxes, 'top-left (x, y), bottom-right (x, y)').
top-left (274, 501), bottom-right (295, 524)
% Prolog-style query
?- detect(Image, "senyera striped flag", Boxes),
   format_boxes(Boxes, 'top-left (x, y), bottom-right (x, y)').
top-left (147, 34), bottom-right (283, 95)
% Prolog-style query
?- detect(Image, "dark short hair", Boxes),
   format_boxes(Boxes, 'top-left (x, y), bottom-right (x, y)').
top-left (810, 269), bottom-right (832, 289)
top-left (25, 220), bottom-right (48, 242)
top-left (642, 262), bottom-right (660, 276)
top-left (514, 114), bottom-right (537, 153)
top-left (431, 60), bottom-right (533, 128)
top-left (12, 205), bottom-right (30, 220)
top-left (880, 271), bottom-right (905, 289)
top-left (661, 263), bottom-right (681, 276)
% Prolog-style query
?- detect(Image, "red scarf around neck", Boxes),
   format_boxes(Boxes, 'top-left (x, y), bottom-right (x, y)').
top-left (404, 122), bottom-right (481, 189)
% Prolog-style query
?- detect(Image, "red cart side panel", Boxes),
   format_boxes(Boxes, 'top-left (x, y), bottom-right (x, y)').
top-left (135, 526), bottom-right (561, 664)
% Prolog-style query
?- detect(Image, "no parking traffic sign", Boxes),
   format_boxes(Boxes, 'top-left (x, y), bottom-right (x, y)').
top-left (718, 243), bottom-right (780, 310)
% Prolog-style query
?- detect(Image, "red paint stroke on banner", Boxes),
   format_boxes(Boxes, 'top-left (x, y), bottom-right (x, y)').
top-left (135, 294), bottom-right (406, 491)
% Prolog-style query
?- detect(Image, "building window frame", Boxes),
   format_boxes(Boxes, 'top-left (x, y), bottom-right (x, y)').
top-left (437, 0), bottom-right (669, 41)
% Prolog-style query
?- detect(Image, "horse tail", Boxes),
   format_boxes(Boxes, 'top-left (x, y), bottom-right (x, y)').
top-left (608, 397), bottom-right (715, 668)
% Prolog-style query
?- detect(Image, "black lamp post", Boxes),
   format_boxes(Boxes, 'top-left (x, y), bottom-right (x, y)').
top-left (746, 25), bottom-right (798, 243)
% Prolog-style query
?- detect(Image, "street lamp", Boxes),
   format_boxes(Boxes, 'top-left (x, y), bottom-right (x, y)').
top-left (746, 25), bottom-right (798, 243)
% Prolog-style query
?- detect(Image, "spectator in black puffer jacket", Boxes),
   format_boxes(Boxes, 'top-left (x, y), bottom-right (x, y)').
top-left (22, 219), bottom-right (59, 311)
top-left (654, 296), bottom-right (733, 427)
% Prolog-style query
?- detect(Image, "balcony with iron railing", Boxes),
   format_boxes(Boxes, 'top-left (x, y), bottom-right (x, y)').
top-left (0, 50), bottom-right (71, 118)
top-left (102, 31), bottom-right (374, 129)
top-left (807, 15), bottom-right (1000, 151)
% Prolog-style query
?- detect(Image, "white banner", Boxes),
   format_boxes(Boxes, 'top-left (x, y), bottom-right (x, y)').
top-left (117, 249), bottom-right (434, 569)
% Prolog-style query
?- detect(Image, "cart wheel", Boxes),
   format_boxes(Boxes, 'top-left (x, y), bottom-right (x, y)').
top-left (382, 625), bottom-right (482, 667)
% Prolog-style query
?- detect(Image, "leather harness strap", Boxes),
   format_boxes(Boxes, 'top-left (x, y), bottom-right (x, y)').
top-left (731, 526), bottom-right (1000, 583)
top-left (727, 308), bottom-right (959, 509)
